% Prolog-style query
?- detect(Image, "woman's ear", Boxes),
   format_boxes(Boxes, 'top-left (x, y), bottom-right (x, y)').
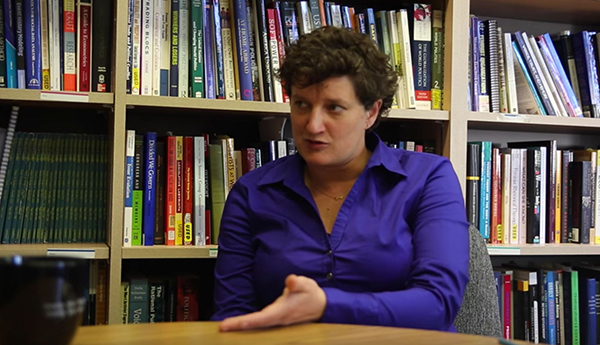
top-left (365, 99), bottom-right (383, 130)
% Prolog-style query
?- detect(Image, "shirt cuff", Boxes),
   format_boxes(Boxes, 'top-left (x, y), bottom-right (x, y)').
top-left (320, 287), bottom-right (377, 324)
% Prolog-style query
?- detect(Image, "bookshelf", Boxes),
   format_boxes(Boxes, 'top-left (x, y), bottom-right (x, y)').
top-left (0, 0), bottom-right (599, 330)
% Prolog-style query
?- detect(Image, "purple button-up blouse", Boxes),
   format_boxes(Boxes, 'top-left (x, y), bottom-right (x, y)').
top-left (211, 132), bottom-right (469, 332)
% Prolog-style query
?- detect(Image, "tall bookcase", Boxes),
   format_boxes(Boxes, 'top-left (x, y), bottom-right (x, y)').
top-left (0, 0), bottom-right (600, 326)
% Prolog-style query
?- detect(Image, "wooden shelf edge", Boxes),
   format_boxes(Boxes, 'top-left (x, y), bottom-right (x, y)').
top-left (386, 109), bottom-right (449, 121)
top-left (0, 89), bottom-right (114, 105)
top-left (0, 243), bottom-right (110, 259)
top-left (126, 95), bottom-right (290, 115)
top-left (121, 245), bottom-right (219, 259)
top-left (467, 111), bottom-right (600, 129)
top-left (487, 244), bottom-right (600, 256)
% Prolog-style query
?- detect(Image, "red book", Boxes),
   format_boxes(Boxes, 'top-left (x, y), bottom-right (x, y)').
top-left (241, 148), bottom-right (256, 175)
top-left (183, 137), bottom-right (194, 245)
top-left (77, 0), bottom-right (92, 91)
top-left (176, 274), bottom-right (199, 321)
top-left (165, 136), bottom-right (177, 245)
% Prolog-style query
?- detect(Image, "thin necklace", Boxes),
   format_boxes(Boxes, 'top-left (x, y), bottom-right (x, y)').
top-left (304, 172), bottom-right (346, 201)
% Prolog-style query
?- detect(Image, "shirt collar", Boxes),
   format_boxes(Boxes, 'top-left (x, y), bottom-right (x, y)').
top-left (257, 132), bottom-right (408, 188)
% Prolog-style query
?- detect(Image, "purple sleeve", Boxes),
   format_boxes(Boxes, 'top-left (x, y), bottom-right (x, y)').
top-left (320, 158), bottom-right (470, 331)
top-left (210, 182), bottom-right (260, 320)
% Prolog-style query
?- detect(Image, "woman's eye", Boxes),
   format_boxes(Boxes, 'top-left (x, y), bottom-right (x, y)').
top-left (328, 105), bottom-right (343, 112)
top-left (295, 101), bottom-right (308, 108)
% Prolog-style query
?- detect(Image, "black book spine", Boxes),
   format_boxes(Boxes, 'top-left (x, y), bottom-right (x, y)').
top-left (466, 143), bottom-right (480, 228)
top-left (92, 0), bottom-right (112, 92)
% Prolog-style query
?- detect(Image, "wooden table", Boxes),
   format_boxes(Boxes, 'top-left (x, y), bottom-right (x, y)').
top-left (70, 321), bottom-right (520, 345)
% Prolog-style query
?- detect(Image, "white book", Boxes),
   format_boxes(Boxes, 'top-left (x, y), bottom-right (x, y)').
top-left (0, 106), bottom-right (19, 201)
top-left (132, 0), bottom-right (142, 95)
top-left (221, 0), bottom-right (236, 100)
top-left (520, 32), bottom-right (558, 116)
top-left (512, 43), bottom-right (543, 115)
top-left (386, 11), bottom-right (404, 109)
top-left (539, 146), bottom-right (547, 245)
top-left (49, 0), bottom-right (61, 90)
top-left (502, 33), bottom-right (518, 114)
top-left (528, 35), bottom-right (567, 117)
top-left (193, 136), bottom-right (206, 246)
top-left (178, 0), bottom-right (189, 97)
top-left (40, 0), bottom-right (50, 90)
top-left (152, 0), bottom-right (162, 96)
top-left (296, 1), bottom-right (312, 35)
top-left (141, 0), bottom-right (154, 95)
top-left (397, 10), bottom-right (416, 109)
top-left (330, 5), bottom-right (342, 28)
top-left (160, 0), bottom-right (170, 96)
top-left (519, 149), bottom-right (527, 244)
top-left (123, 130), bottom-right (136, 247)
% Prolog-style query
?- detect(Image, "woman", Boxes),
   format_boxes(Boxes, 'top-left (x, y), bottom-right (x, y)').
top-left (211, 26), bottom-right (469, 332)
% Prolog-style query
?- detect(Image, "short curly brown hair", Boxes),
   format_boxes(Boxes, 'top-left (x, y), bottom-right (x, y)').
top-left (277, 26), bottom-right (398, 129)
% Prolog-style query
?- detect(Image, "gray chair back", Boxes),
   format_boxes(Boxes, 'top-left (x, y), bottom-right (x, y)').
top-left (453, 225), bottom-right (502, 338)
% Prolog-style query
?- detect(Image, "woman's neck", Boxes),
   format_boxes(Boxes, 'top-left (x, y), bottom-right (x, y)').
top-left (304, 148), bottom-right (372, 187)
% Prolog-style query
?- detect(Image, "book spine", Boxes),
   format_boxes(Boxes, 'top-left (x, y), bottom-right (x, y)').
top-left (470, 16), bottom-right (480, 112)
top-left (193, 136), bottom-right (205, 246)
top-left (132, 135), bottom-right (145, 246)
top-left (77, 0), bottom-right (92, 92)
top-left (484, 20), bottom-right (499, 112)
top-left (152, 0), bottom-right (162, 96)
top-left (210, 0), bottom-right (224, 98)
top-left (3, 0), bottom-right (16, 88)
top-left (477, 20), bottom-right (489, 112)
top-left (479, 141), bottom-right (491, 239)
top-left (24, 0), bottom-right (41, 89)
top-left (126, 0), bottom-right (134, 93)
top-left (246, 0), bottom-right (260, 100)
top-left (143, 132), bottom-right (156, 246)
top-left (141, 0), bottom-right (154, 95)
top-left (164, 136), bottom-right (176, 245)
top-left (190, 0), bottom-right (203, 97)
top-left (123, 130), bottom-right (135, 247)
top-left (0, 1), bottom-right (5, 88)
top-left (178, 0), bottom-right (188, 97)
top-left (575, 32), bottom-right (600, 117)
top-left (220, 0), bottom-right (235, 99)
top-left (202, 0), bottom-right (214, 98)
top-left (266, 9), bottom-right (282, 102)
top-left (183, 136), bottom-right (193, 245)
top-left (131, 0), bottom-right (142, 95)
top-left (430, 9), bottom-right (443, 110)
top-left (512, 41), bottom-right (546, 115)
top-left (233, 0), bottom-right (252, 100)
top-left (159, 0), bottom-right (170, 96)
top-left (62, 0), bottom-right (76, 91)
top-left (410, 3), bottom-right (431, 110)
top-left (203, 133), bottom-right (211, 244)
top-left (497, 27), bottom-right (509, 113)
top-left (15, 0), bottom-right (25, 88)
top-left (253, 0), bottom-right (272, 101)
top-left (40, 0), bottom-right (49, 90)
top-left (175, 136), bottom-right (183, 245)
top-left (153, 140), bottom-right (165, 244)
top-left (169, 0), bottom-right (178, 96)
top-left (466, 143), bottom-right (480, 230)
top-left (398, 10), bottom-right (415, 109)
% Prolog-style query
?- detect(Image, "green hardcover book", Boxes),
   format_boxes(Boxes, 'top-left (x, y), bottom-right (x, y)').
top-left (431, 9), bottom-right (444, 110)
top-left (375, 11), bottom-right (392, 65)
top-left (209, 144), bottom-right (225, 244)
top-left (12, 133), bottom-right (35, 243)
top-left (74, 134), bottom-right (85, 242)
top-left (22, 134), bottom-right (41, 244)
top-left (132, 135), bottom-right (144, 245)
top-left (191, 0), bottom-right (204, 98)
top-left (81, 135), bottom-right (91, 242)
top-left (52, 133), bottom-right (67, 243)
top-left (41, 133), bottom-right (57, 243)
top-left (65, 134), bottom-right (78, 243)
top-left (99, 136), bottom-right (108, 242)
top-left (89, 135), bottom-right (99, 242)
top-left (35, 134), bottom-right (49, 244)
top-left (0, 133), bottom-right (22, 243)
top-left (571, 270), bottom-right (580, 345)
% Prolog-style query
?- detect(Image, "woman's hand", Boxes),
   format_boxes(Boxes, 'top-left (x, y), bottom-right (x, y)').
top-left (218, 274), bottom-right (327, 332)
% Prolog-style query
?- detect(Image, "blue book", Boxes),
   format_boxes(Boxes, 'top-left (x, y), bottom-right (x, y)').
top-left (211, 0), bottom-right (224, 99)
top-left (14, 0), bottom-right (25, 89)
top-left (546, 271), bottom-right (556, 345)
top-left (23, 0), bottom-right (40, 89)
top-left (3, 0), bottom-right (16, 88)
top-left (513, 31), bottom-right (555, 115)
top-left (581, 277), bottom-right (597, 345)
top-left (512, 41), bottom-right (547, 115)
top-left (470, 16), bottom-right (480, 112)
top-left (540, 33), bottom-right (583, 117)
top-left (571, 31), bottom-right (600, 118)
top-left (203, 0), bottom-right (215, 99)
top-left (143, 133), bottom-right (157, 246)
top-left (479, 141), bottom-right (491, 239)
top-left (232, 0), bottom-right (252, 100)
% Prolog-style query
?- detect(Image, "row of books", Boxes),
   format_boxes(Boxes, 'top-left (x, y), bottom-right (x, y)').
top-left (0, 0), bottom-right (113, 92)
top-left (467, 140), bottom-right (600, 245)
top-left (83, 259), bottom-right (109, 326)
top-left (122, 130), bottom-right (294, 247)
top-left (0, 132), bottom-right (109, 244)
top-left (126, 0), bottom-right (445, 111)
top-left (495, 262), bottom-right (600, 345)
top-left (468, 16), bottom-right (600, 118)
top-left (121, 272), bottom-right (206, 323)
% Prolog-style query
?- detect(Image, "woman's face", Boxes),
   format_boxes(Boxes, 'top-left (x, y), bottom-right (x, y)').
top-left (290, 76), bottom-right (380, 169)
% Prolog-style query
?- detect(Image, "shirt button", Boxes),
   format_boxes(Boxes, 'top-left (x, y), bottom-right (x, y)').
top-left (326, 250), bottom-right (332, 255)
top-left (327, 272), bottom-right (333, 280)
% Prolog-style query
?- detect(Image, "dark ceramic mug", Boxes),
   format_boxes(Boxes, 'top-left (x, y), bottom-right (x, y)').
top-left (0, 255), bottom-right (88, 345)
